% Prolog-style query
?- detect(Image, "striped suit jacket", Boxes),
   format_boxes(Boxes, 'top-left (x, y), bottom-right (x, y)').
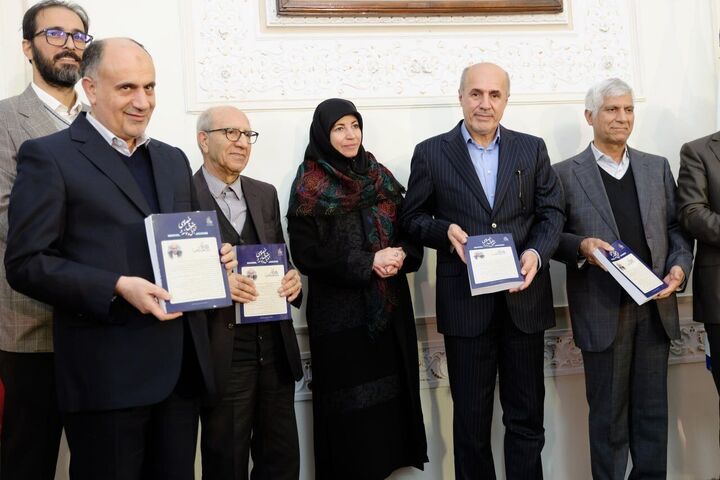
top-left (553, 145), bottom-right (694, 352)
top-left (0, 85), bottom-right (59, 352)
top-left (400, 122), bottom-right (564, 337)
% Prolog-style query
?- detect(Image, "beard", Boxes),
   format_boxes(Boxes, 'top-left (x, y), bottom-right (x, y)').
top-left (31, 42), bottom-right (81, 88)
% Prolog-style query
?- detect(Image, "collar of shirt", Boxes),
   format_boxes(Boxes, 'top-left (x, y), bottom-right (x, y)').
top-left (201, 166), bottom-right (244, 200)
top-left (591, 142), bottom-right (630, 180)
top-left (31, 82), bottom-right (83, 118)
top-left (461, 122), bottom-right (501, 151)
top-left (86, 113), bottom-right (150, 157)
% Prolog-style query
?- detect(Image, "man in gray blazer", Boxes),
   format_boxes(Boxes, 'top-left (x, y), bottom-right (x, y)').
top-left (553, 78), bottom-right (693, 479)
top-left (677, 132), bottom-right (720, 397)
top-left (0, 2), bottom-right (91, 478)
top-left (194, 106), bottom-right (303, 480)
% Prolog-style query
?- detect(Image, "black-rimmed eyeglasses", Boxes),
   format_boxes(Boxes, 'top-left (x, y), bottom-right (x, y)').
top-left (33, 29), bottom-right (93, 50)
top-left (204, 128), bottom-right (259, 144)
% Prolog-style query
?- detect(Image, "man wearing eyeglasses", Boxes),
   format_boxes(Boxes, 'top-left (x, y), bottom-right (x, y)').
top-left (193, 105), bottom-right (303, 480)
top-left (0, 2), bottom-right (91, 478)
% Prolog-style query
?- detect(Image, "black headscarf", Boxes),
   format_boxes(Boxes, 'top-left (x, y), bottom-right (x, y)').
top-left (305, 98), bottom-right (369, 174)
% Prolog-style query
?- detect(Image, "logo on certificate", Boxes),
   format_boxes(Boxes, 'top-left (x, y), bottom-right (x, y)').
top-left (256, 248), bottom-right (272, 264)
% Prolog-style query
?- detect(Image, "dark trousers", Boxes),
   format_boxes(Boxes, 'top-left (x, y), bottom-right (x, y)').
top-left (704, 324), bottom-right (720, 395)
top-left (63, 391), bottom-right (200, 480)
top-left (200, 358), bottom-right (299, 480)
top-left (444, 295), bottom-right (545, 480)
top-left (0, 350), bottom-right (63, 480)
top-left (581, 301), bottom-right (669, 480)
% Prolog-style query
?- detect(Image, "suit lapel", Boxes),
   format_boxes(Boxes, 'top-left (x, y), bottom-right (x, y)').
top-left (709, 132), bottom-right (720, 165)
top-left (16, 86), bottom-right (61, 139)
top-left (241, 177), bottom-right (267, 244)
top-left (193, 170), bottom-right (238, 243)
top-left (443, 123), bottom-right (492, 214)
top-left (492, 126), bottom-right (518, 213)
top-left (73, 115), bottom-right (151, 216)
top-left (148, 142), bottom-right (176, 213)
top-left (572, 145), bottom-right (619, 236)
top-left (628, 148), bottom-right (652, 232)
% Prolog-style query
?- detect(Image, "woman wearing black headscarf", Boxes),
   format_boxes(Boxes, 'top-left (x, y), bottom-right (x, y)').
top-left (287, 98), bottom-right (428, 479)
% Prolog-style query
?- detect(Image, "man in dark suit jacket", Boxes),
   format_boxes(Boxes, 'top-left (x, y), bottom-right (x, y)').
top-left (400, 62), bottom-right (564, 480)
top-left (554, 78), bottom-right (692, 479)
top-left (677, 131), bottom-right (720, 413)
top-left (4, 38), bottom-right (234, 480)
top-left (0, 2), bottom-right (91, 477)
top-left (194, 106), bottom-right (303, 480)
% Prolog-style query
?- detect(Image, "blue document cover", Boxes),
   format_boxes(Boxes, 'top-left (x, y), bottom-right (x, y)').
top-left (592, 240), bottom-right (667, 305)
top-left (145, 211), bottom-right (232, 313)
top-left (236, 243), bottom-right (291, 324)
top-left (463, 233), bottom-right (524, 295)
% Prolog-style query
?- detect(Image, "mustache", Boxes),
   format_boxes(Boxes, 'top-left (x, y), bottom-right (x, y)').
top-left (54, 51), bottom-right (82, 63)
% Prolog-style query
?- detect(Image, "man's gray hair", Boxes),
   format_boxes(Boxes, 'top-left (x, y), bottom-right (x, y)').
top-left (196, 108), bottom-right (216, 134)
top-left (585, 78), bottom-right (634, 116)
top-left (458, 63), bottom-right (511, 95)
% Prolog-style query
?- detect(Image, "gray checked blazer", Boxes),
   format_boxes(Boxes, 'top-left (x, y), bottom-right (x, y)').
top-left (0, 85), bottom-right (63, 352)
top-left (553, 145), bottom-right (693, 352)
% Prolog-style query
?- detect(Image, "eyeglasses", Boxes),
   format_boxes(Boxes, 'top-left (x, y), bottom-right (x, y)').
top-left (204, 128), bottom-right (259, 144)
top-left (33, 29), bottom-right (93, 50)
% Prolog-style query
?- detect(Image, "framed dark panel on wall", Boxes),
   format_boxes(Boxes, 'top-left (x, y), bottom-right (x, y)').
top-left (276, 0), bottom-right (563, 17)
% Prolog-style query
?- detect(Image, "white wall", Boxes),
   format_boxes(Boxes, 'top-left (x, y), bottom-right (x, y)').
top-left (2, 0), bottom-right (719, 478)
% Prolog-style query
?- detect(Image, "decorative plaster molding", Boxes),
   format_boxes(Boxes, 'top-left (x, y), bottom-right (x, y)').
top-left (182, 0), bottom-right (640, 110)
top-left (294, 319), bottom-right (706, 401)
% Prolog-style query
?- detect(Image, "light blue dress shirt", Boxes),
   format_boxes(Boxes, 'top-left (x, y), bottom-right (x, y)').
top-left (460, 122), bottom-right (541, 269)
top-left (461, 122), bottom-right (500, 208)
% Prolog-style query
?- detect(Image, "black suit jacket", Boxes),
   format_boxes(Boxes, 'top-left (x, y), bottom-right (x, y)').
top-left (400, 122), bottom-right (564, 336)
top-left (5, 113), bottom-right (212, 412)
top-left (193, 170), bottom-right (303, 404)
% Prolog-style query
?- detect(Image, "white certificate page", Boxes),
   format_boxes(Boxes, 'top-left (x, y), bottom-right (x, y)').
top-left (162, 238), bottom-right (226, 303)
top-left (613, 254), bottom-right (664, 293)
top-left (241, 264), bottom-right (287, 317)
top-left (469, 246), bottom-right (519, 284)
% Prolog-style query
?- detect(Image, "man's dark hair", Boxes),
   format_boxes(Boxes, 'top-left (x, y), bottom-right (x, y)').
top-left (22, 1), bottom-right (90, 40)
top-left (79, 38), bottom-right (103, 78)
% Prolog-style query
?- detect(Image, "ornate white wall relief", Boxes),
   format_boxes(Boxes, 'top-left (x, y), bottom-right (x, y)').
top-left (182, 0), bottom-right (640, 110)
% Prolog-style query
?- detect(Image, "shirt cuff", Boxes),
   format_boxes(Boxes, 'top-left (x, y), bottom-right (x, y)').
top-left (525, 248), bottom-right (542, 270)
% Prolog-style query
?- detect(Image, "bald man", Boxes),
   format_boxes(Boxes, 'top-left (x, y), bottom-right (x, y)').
top-left (5, 38), bottom-right (235, 480)
top-left (194, 106), bottom-right (303, 480)
top-left (401, 63), bottom-right (564, 479)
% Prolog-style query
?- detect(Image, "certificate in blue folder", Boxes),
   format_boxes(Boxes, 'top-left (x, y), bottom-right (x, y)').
top-left (592, 240), bottom-right (667, 305)
top-left (145, 211), bottom-right (231, 313)
top-left (236, 243), bottom-right (291, 324)
top-left (464, 233), bottom-right (524, 295)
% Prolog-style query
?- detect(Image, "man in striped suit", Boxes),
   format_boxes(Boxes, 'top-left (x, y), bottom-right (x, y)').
top-left (400, 62), bottom-right (564, 479)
